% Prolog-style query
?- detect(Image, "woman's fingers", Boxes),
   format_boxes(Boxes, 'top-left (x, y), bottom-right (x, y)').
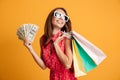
top-left (23, 38), bottom-right (32, 48)
top-left (62, 32), bottom-right (72, 39)
top-left (54, 32), bottom-right (72, 44)
top-left (54, 34), bottom-right (64, 44)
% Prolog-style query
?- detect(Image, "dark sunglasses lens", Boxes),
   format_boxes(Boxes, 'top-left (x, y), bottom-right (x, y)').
top-left (64, 16), bottom-right (68, 22)
top-left (55, 12), bottom-right (61, 17)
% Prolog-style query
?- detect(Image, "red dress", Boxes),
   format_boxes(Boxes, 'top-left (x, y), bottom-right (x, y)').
top-left (41, 31), bottom-right (77, 80)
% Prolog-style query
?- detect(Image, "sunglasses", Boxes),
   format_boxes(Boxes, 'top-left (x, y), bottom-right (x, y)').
top-left (54, 11), bottom-right (69, 22)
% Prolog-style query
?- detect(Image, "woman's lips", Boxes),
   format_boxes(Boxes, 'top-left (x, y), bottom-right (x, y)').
top-left (56, 20), bottom-right (64, 24)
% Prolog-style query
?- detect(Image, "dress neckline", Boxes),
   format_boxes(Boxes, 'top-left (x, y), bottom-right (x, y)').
top-left (51, 31), bottom-right (62, 41)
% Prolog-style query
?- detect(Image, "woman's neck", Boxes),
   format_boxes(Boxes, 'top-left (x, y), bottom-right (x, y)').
top-left (52, 27), bottom-right (61, 35)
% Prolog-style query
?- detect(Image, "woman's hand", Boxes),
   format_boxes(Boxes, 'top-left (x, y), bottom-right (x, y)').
top-left (23, 38), bottom-right (47, 69)
top-left (23, 38), bottom-right (33, 51)
top-left (54, 32), bottom-right (72, 44)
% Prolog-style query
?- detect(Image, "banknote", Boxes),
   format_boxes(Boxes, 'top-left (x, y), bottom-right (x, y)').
top-left (16, 24), bottom-right (39, 42)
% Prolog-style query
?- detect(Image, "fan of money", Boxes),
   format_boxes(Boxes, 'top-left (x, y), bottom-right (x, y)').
top-left (16, 24), bottom-right (39, 42)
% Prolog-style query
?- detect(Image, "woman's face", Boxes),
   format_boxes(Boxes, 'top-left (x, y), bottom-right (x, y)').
top-left (52, 9), bottom-right (68, 29)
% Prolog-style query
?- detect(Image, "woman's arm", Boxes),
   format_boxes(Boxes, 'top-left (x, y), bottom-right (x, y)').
top-left (53, 33), bottom-right (73, 69)
top-left (24, 39), bottom-right (46, 70)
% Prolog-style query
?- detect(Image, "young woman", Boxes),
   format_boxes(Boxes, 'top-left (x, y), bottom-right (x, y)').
top-left (24, 7), bottom-right (77, 80)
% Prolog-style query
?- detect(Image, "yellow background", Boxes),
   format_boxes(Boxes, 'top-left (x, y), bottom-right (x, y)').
top-left (0, 0), bottom-right (120, 80)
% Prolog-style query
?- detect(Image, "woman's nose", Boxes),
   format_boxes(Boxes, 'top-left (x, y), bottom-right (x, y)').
top-left (59, 16), bottom-right (64, 20)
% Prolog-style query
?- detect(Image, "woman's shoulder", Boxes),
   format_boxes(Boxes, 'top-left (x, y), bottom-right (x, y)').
top-left (40, 35), bottom-right (45, 41)
top-left (39, 35), bottom-right (46, 45)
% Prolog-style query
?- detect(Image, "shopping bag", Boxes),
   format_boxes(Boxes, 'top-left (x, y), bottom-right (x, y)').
top-left (72, 39), bottom-right (97, 77)
top-left (72, 40), bottom-right (87, 77)
top-left (73, 39), bottom-right (97, 71)
top-left (72, 31), bottom-right (106, 65)
top-left (71, 31), bottom-right (106, 77)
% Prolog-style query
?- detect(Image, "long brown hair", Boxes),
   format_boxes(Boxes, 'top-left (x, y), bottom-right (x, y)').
top-left (43, 7), bottom-right (72, 44)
